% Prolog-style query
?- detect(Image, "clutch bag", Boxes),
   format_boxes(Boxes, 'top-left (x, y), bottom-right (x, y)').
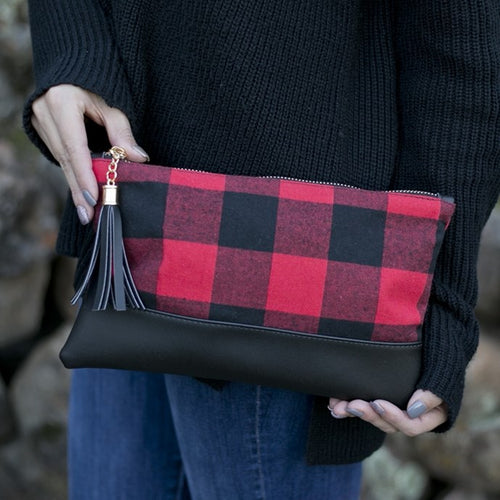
top-left (60, 147), bottom-right (455, 407)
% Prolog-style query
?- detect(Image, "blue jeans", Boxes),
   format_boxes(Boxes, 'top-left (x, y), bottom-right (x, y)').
top-left (69, 370), bottom-right (362, 500)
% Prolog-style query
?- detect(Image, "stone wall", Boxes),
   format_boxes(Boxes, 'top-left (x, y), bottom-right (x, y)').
top-left (0, 2), bottom-right (73, 498)
top-left (1, 1), bottom-right (499, 499)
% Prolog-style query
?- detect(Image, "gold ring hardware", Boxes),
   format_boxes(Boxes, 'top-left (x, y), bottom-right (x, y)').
top-left (103, 146), bottom-right (128, 205)
top-left (106, 146), bottom-right (127, 186)
top-left (110, 146), bottom-right (127, 161)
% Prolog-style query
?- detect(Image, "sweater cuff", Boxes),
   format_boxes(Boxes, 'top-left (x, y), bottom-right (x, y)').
top-left (23, 76), bottom-right (133, 165)
top-left (416, 296), bottom-right (478, 432)
top-left (306, 397), bottom-right (386, 465)
top-left (24, 0), bottom-right (135, 163)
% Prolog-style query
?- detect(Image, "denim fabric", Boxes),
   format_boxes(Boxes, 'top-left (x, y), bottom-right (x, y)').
top-left (69, 369), bottom-right (190, 500)
top-left (69, 369), bottom-right (362, 500)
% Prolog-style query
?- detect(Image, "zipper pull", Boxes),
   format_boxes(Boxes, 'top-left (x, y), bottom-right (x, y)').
top-left (71, 145), bottom-right (145, 312)
top-left (102, 146), bottom-right (126, 205)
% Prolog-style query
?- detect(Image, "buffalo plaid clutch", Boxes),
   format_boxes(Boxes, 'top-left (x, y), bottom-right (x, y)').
top-left (60, 147), bottom-right (455, 407)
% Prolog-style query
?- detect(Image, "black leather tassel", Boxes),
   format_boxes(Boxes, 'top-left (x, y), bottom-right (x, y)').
top-left (71, 149), bottom-right (145, 311)
top-left (71, 202), bottom-right (145, 311)
top-left (93, 204), bottom-right (125, 310)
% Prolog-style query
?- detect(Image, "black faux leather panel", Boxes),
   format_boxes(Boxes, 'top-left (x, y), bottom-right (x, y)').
top-left (61, 301), bottom-right (421, 408)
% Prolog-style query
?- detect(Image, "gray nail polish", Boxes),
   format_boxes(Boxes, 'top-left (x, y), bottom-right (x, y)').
top-left (132, 145), bottom-right (150, 161)
top-left (370, 401), bottom-right (385, 415)
top-left (407, 400), bottom-right (427, 419)
top-left (330, 410), bottom-right (346, 419)
top-left (77, 205), bottom-right (90, 225)
top-left (346, 408), bottom-right (364, 418)
top-left (82, 189), bottom-right (97, 207)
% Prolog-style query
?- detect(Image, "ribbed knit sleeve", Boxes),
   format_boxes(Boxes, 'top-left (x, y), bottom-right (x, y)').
top-left (394, 1), bottom-right (500, 429)
top-left (23, 0), bottom-right (135, 163)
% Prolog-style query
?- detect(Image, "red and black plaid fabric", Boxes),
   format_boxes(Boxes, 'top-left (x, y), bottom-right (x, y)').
top-left (93, 158), bottom-right (455, 343)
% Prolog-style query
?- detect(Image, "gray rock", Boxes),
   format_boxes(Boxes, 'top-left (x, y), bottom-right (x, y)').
top-left (361, 446), bottom-right (428, 500)
top-left (0, 376), bottom-right (15, 443)
top-left (0, 139), bottom-right (65, 347)
top-left (0, 23), bottom-right (32, 93)
top-left (52, 256), bottom-right (78, 323)
top-left (0, 425), bottom-right (67, 500)
top-left (0, 1), bottom-right (31, 136)
top-left (0, 459), bottom-right (27, 500)
top-left (0, 321), bottom-right (68, 500)
top-left (0, 262), bottom-right (50, 347)
top-left (0, 329), bottom-right (68, 499)
top-left (388, 331), bottom-right (500, 493)
top-left (438, 488), bottom-right (491, 500)
top-left (0, 141), bottom-right (60, 277)
top-left (0, 0), bottom-right (28, 26)
top-left (476, 208), bottom-right (500, 325)
top-left (0, 65), bottom-right (18, 126)
top-left (9, 324), bottom-right (71, 436)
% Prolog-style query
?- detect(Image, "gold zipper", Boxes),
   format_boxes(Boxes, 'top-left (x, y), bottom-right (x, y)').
top-left (103, 147), bottom-right (444, 199)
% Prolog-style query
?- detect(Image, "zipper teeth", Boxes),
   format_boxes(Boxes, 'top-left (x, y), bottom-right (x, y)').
top-left (262, 175), bottom-right (440, 197)
top-left (103, 153), bottom-right (440, 198)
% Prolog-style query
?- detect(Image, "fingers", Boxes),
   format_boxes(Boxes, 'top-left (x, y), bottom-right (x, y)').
top-left (328, 390), bottom-right (448, 436)
top-left (84, 97), bottom-right (150, 163)
top-left (31, 84), bottom-right (149, 224)
top-left (32, 87), bottom-right (96, 223)
top-left (328, 398), bottom-right (399, 433)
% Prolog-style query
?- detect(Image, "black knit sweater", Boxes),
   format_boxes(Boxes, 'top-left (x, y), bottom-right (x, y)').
top-left (24, 0), bottom-right (500, 465)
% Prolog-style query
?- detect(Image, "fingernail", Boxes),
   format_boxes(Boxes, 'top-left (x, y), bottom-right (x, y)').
top-left (370, 401), bottom-right (385, 416)
top-left (407, 400), bottom-right (427, 419)
top-left (330, 411), bottom-right (346, 419)
top-left (76, 205), bottom-right (90, 225)
top-left (327, 405), bottom-right (346, 419)
top-left (132, 145), bottom-right (150, 161)
top-left (82, 189), bottom-right (97, 207)
top-left (346, 408), bottom-right (364, 418)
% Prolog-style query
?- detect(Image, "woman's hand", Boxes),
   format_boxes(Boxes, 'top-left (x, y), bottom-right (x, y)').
top-left (31, 84), bottom-right (149, 224)
top-left (328, 389), bottom-right (448, 436)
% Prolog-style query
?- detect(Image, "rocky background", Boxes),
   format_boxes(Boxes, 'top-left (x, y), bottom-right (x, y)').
top-left (1, 1), bottom-right (499, 499)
